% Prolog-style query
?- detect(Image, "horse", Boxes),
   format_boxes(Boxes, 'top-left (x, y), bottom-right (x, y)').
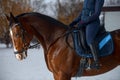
top-left (6, 12), bottom-right (120, 80)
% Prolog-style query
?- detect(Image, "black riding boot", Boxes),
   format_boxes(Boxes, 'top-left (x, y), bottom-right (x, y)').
top-left (89, 43), bottom-right (99, 69)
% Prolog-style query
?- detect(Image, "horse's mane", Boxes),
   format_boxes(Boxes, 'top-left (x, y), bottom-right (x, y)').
top-left (16, 12), bottom-right (68, 30)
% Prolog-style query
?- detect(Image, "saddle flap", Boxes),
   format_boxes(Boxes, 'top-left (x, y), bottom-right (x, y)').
top-left (97, 33), bottom-right (114, 57)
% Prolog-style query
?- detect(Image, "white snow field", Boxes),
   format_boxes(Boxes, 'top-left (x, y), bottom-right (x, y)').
top-left (0, 44), bottom-right (120, 80)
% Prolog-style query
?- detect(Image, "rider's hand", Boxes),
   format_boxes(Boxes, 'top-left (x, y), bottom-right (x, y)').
top-left (78, 22), bottom-right (83, 29)
top-left (69, 20), bottom-right (78, 28)
top-left (80, 20), bottom-right (85, 24)
top-left (69, 22), bottom-right (75, 28)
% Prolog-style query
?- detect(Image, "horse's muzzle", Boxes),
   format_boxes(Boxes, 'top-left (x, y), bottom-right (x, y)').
top-left (14, 50), bottom-right (27, 61)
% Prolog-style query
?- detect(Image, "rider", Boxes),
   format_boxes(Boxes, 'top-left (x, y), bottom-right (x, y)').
top-left (69, 0), bottom-right (104, 67)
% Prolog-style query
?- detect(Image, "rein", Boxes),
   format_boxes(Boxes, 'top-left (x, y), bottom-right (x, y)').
top-left (47, 27), bottom-right (74, 51)
top-left (65, 27), bottom-right (80, 49)
top-left (29, 42), bottom-right (40, 49)
top-left (17, 23), bottom-right (40, 49)
top-left (12, 22), bottom-right (74, 54)
top-left (18, 23), bottom-right (40, 49)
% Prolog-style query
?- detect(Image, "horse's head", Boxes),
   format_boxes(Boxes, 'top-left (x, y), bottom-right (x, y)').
top-left (6, 13), bottom-right (33, 61)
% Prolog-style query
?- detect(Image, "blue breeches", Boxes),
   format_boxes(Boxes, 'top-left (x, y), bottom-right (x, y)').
top-left (86, 20), bottom-right (100, 46)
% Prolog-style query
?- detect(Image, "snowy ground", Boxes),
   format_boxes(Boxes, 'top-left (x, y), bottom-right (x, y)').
top-left (0, 44), bottom-right (120, 80)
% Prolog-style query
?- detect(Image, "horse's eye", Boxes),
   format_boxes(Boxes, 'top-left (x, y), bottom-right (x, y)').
top-left (15, 34), bottom-right (20, 38)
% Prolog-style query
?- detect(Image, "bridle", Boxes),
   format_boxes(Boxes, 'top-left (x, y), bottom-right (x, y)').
top-left (10, 23), bottom-right (28, 54)
top-left (10, 23), bottom-right (39, 54)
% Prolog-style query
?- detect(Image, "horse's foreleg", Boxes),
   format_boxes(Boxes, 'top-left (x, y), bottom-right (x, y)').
top-left (53, 71), bottom-right (71, 80)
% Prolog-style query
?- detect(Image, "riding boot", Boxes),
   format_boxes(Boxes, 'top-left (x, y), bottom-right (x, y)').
top-left (89, 43), bottom-right (99, 69)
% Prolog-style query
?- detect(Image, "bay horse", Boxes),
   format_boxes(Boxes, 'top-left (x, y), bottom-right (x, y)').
top-left (6, 12), bottom-right (120, 80)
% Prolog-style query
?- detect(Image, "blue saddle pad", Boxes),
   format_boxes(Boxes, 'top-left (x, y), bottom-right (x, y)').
top-left (76, 33), bottom-right (114, 58)
top-left (97, 33), bottom-right (114, 57)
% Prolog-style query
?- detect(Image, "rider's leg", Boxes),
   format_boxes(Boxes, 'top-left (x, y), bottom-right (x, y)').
top-left (86, 21), bottom-right (100, 67)
top-left (89, 42), bottom-right (99, 68)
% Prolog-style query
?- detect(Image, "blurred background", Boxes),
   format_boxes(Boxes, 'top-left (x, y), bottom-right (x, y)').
top-left (0, 0), bottom-right (120, 47)
top-left (0, 0), bottom-right (120, 80)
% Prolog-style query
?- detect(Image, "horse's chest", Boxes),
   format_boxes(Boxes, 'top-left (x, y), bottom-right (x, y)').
top-left (46, 50), bottom-right (60, 72)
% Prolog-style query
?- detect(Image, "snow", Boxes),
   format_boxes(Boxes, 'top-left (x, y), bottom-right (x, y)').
top-left (0, 44), bottom-right (120, 80)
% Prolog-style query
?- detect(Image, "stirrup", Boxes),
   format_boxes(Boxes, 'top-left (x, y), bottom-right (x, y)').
top-left (93, 61), bottom-right (100, 69)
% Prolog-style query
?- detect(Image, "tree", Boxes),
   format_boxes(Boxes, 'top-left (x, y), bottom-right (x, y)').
top-left (56, 0), bottom-right (83, 25)
top-left (0, 0), bottom-right (32, 47)
top-left (32, 0), bottom-right (47, 13)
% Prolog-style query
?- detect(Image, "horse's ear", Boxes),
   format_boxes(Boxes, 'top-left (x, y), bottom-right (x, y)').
top-left (10, 12), bottom-right (16, 23)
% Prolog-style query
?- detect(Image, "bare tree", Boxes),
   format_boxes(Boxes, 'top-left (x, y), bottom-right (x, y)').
top-left (56, 0), bottom-right (83, 25)
top-left (0, 0), bottom-right (32, 48)
top-left (32, 0), bottom-right (47, 13)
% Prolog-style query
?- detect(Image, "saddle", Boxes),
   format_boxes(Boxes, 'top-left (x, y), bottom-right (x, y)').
top-left (72, 25), bottom-right (114, 58)
top-left (72, 25), bottom-right (114, 77)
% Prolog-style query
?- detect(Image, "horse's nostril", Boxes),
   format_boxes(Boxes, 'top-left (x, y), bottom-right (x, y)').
top-left (15, 54), bottom-right (23, 61)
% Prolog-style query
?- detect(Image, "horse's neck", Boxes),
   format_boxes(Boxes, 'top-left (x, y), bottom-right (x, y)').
top-left (31, 23), bottom-right (66, 52)
top-left (20, 14), bottom-right (67, 52)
